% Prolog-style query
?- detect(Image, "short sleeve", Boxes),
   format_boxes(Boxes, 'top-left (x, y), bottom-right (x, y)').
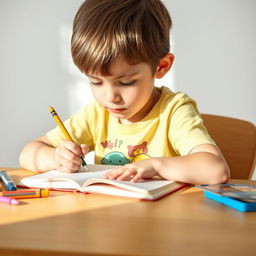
top-left (168, 102), bottom-right (216, 156)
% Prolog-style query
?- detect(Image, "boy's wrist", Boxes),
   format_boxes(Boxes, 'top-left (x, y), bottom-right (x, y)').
top-left (40, 146), bottom-right (57, 171)
top-left (151, 157), bottom-right (164, 174)
top-left (151, 157), bottom-right (177, 180)
top-left (50, 148), bottom-right (56, 170)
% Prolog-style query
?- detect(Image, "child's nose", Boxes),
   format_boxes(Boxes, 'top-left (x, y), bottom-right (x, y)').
top-left (105, 85), bottom-right (121, 103)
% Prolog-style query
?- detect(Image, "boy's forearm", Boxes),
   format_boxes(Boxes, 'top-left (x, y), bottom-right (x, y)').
top-left (19, 141), bottom-right (56, 172)
top-left (153, 153), bottom-right (230, 185)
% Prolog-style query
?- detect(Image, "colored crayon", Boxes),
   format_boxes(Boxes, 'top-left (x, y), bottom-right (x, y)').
top-left (1, 189), bottom-right (49, 199)
top-left (0, 171), bottom-right (17, 191)
top-left (0, 196), bottom-right (20, 205)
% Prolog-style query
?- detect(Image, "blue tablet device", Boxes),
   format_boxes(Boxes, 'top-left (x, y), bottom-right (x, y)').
top-left (204, 190), bottom-right (256, 212)
top-left (197, 184), bottom-right (256, 212)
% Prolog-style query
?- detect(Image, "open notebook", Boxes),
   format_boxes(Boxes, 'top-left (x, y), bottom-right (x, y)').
top-left (20, 165), bottom-right (187, 200)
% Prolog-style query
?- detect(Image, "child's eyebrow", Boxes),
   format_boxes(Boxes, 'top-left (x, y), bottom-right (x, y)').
top-left (87, 75), bottom-right (101, 79)
top-left (87, 72), bottom-right (139, 80)
top-left (115, 72), bottom-right (139, 79)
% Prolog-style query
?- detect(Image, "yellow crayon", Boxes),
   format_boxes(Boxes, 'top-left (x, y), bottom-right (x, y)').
top-left (49, 106), bottom-right (87, 168)
top-left (1, 189), bottom-right (49, 199)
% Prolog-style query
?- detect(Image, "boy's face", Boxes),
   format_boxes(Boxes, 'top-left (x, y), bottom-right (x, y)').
top-left (87, 57), bottom-right (159, 124)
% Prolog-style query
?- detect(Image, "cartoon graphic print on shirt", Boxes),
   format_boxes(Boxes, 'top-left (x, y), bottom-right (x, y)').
top-left (128, 142), bottom-right (151, 162)
top-left (101, 140), bottom-right (151, 165)
top-left (101, 151), bottom-right (130, 165)
top-left (101, 139), bottom-right (123, 149)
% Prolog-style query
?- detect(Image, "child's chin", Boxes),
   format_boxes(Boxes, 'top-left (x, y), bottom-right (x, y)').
top-left (111, 113), bottom-right (126, 119)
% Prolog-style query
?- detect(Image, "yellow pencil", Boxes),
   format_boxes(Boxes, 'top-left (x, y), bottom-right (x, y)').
top-left (49, 106), bottom-right (87, 168)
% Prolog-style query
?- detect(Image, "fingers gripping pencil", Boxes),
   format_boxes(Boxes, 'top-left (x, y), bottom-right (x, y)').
top-left (49, 106), bottom-right (87, 169)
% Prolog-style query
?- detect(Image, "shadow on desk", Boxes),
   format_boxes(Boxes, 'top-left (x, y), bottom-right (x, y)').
top-left (0, 189), bottom-right (256, 256)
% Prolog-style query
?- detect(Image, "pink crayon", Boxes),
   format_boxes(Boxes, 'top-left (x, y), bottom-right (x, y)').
top-left (0, 195), bottom-right (20, 205)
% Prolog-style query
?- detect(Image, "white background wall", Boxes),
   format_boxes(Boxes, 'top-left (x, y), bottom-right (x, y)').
top-left (0, 0), bottom-right (255, 177)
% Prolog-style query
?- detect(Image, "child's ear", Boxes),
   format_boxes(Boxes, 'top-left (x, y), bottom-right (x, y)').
top-left (155, 53), bottom-right (175, 79)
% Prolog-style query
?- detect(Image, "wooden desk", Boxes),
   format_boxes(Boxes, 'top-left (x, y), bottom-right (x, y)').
top-left (0, 168), bottom-right (255, 256)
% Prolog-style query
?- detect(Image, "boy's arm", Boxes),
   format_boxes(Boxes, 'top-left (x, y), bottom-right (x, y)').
top-left (19, 136), bottom-right (89, 173)
top-left (104, 144), bottom-right (230, 185)
top-left (19, 136), bottom-right (57, 172)
top-left (154, 144), bottom-right (230, 184)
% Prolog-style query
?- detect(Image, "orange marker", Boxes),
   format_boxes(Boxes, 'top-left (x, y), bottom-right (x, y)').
top-left (1, 189), bottom-right (49, 199)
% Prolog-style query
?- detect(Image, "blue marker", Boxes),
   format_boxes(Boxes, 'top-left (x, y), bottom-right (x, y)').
top-left (0, 171), bottom-right (17, 191)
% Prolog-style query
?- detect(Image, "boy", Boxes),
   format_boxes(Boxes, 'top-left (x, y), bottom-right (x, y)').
top-left (19, 0), bottom-right (230, 185)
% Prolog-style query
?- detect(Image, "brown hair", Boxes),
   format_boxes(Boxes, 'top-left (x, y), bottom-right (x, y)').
top-left (71, 0), bottom-right (172, 76)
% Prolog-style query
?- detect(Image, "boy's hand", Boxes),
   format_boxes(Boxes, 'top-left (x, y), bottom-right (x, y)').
top-left (54, 140), bottom-right (89, 173)
top-left (103, 159), bottom-right (158, 182)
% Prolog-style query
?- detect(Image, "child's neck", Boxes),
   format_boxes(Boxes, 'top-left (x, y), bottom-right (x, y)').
top-left (119, 87), bottom-right (161, 125)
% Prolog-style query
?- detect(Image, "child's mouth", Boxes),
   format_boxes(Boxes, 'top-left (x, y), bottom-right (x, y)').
top-left (108, 108), bottom-right (126, 113)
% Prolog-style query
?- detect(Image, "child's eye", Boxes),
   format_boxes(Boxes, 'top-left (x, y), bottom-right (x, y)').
top-left (119, 80), bottom-right (136, 86)
top-left (89, 81), bottom-right (102, 87)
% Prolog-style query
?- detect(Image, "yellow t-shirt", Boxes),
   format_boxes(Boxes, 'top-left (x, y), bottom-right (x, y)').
top-left (47, 86), bottom-right (215, 165)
